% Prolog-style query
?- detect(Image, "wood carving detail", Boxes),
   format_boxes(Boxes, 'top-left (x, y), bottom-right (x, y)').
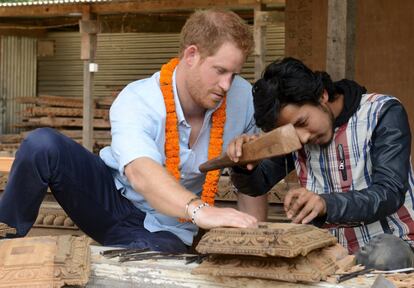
top-left (196, 222), bottom-right (337, 258)
top-left (0, 223), bottom-right (16, 237)
top-left (192, 249), bottom-right (337, 283)
top-left (0, 235), bottom-right (91, 287)
top-left (35, 207), bottom-right (77, 230)
top-left (216, 173), bottom-right (298, 204)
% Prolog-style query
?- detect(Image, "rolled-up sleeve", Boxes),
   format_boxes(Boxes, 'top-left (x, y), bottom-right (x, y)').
top-left (109, 79), bottom-right (164, 176)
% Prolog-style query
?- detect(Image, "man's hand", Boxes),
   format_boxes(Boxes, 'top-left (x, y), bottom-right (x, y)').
top-left (190, 204), bottom-right (258, 229)
top-left (226, 134), bottom-right (259, 170)
top-left (284, 187), bottom-right (326, 224)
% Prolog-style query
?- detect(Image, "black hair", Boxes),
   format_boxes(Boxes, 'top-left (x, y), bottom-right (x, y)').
top-left (252, 57), bottom-right (335, 132)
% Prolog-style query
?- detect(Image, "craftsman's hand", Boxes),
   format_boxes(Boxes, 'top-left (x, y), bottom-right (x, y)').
top-left (226, 134), bottom-right (259, 170)
top-left (191, 205), bottom-right (258, 229)
top-left (284, 187), bottom-right (326, 224)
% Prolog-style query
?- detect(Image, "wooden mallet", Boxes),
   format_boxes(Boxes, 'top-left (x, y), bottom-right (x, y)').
top-left (199, 124), bottom-right (302, 172)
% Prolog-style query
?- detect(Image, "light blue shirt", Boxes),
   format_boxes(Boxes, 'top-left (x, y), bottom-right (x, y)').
top-left (100, 70), bottom-right (257, 245)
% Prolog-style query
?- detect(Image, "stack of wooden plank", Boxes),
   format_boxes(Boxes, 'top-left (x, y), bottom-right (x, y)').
top-left (193, 223), bottom-right (340, 283)
top-left (0, 134), bottom-right (20, 156)
top-left (0, 95), bottom-right (115, 154)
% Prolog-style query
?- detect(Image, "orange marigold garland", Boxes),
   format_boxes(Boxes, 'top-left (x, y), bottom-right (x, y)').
top-left (160, 58), bottom-right (226, 207)
top-left (201, 99), bottom-right (226, 205)
top-left (160, 58), bottom-right (180, 180)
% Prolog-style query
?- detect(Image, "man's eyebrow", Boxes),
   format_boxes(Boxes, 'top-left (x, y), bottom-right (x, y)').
top-left (213, 65), bottom-right (226, 70)
top-left (213, 65), bottom-right (240, 74)
top-left (293, 116), bottom-right (305, 126)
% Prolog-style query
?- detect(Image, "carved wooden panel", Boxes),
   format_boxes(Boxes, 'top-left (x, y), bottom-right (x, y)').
top-left (0, 235), bottom-right (90, 287)
top-left (192, 249), bottom-right (337, 283)
top-left (196, 222), bottom-right (337, 258)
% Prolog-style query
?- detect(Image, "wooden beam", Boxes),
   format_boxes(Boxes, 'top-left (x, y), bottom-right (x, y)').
top-left (92, 0), bottom-right (283, 14)
top-left (99, 14), bottom-right (186, 33)
top-left (0, 17), bottom-right (79, 26)
top-left (0, 18), bottom-right (79, 30)
top-left (253, 9), bottom-right (283, 81)
top-left (79, 19), bottom-right (99, 34)
top-left (81, 5), bottom-right (97, 151)
top-left (0, 157), bottom-right (14, 173)
top-left (253, 4), bottom-right (266, 81)
top-left (0, 4), bottom-right (83, 17)
top-left (24, 117), bottom-right (109, 129)
top-left (0, 0), bottom-right (285, 17)
top-left (326, 0), bottom-right (356, 80)
top-left (0, 28), bottom-right (46, 37)
top-left (17, 95), bottom-right (114, 108)
top-left (23, 106), bottom-right (108, 119)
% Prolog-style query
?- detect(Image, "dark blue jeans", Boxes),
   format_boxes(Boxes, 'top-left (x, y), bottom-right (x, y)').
top-left (0, 128), bottom-right (188, 253)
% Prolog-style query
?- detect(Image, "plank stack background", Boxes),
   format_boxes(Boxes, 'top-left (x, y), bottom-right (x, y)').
top-left (0, 95), bottom-right (115, 155)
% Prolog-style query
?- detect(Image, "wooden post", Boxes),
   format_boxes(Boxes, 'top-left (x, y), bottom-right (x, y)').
top-left (80, 6), bottom-right (98, 151)
top-left (326, 0), bottom-right (356, 80)
top-left (254, 4), bottom-right (266, 81)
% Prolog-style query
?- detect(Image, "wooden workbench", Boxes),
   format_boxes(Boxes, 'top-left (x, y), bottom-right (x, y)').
top-left (87, 246), bottom-right (375, 288)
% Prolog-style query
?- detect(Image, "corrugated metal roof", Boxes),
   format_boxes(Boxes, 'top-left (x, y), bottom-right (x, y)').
top-left (0, 0), bottom-right (111, 7)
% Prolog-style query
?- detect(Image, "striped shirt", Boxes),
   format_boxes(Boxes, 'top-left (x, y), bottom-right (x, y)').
top-left (295, 93), bottom-right (414, 253)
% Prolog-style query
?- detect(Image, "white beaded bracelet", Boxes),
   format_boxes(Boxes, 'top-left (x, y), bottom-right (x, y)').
top-left (191, 202), bottom-right (210, 224)
top-left (184, 196), bottom-right (200, 218)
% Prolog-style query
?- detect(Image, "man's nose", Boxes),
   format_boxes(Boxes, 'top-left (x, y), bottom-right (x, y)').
top-left (296, 128), bottom-right (311, 144)
top-left (218, 75), bottom-right (232, 92)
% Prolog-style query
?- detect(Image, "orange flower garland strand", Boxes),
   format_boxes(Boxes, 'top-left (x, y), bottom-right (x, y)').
top-left (159, 58), bottom-right (226, 207)
top-left (160, 58), bottom-right (180, 180)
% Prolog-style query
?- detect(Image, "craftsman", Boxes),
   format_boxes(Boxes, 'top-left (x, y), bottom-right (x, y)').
top-left (228, 57), bottom-right (414, 269)
top-left (0, 9), bottom-right (264, 253)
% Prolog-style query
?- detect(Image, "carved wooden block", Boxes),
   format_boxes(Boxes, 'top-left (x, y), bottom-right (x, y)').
top-left (0, 235), bottom-right (91, 287)
top-left (35, 203), bottom-right (78, 230)
top-left (0, 223), bottom-right (16, 237)
top-left (196, 222), bottom-right (337, 258)
top-left (192, 249), bottom-right (337, 283)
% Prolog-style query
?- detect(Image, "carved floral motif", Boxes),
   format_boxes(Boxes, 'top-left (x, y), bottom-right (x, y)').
top-left (196, 222), bottom-right (337, 257)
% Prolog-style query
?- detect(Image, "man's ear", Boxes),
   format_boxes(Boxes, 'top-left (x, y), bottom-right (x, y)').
top-left (320, 89), bottom-right (329, 104)
top-left (182, 45), bottom-right (200, 67)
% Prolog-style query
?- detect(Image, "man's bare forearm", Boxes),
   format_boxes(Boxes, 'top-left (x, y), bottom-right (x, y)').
top-left (125, 157), bottom-right (195, 219)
